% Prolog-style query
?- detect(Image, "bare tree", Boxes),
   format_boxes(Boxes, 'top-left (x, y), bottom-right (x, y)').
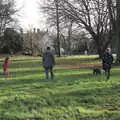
top-left (0, 0), bottom-right (18, 35)
top-left (107, 0), bottom-right (120, 63)
top-left (39, 0), bottom-right (61, 56)
top-left (39, 0), bottom-right (77, 56)
top-left (59, 0), bottom-right (111, 58)
top-left (116, 0), bottom-right (120, 62)
top-left (0, 0), bottom-right (18, 50)
top-left (54, 0), bottom-right (60, 56)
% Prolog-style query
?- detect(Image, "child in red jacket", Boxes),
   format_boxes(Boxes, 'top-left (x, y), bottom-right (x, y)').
top-left (2, 56), bottom-right (11, 79)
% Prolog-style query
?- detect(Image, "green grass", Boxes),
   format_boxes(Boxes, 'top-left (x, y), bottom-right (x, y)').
top-left (0, 55), bottom-right (120, 120)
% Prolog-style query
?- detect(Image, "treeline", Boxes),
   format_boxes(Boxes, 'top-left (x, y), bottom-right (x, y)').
top-left (40, 0), bottom-right (120, 61)
top-left (1, 0), bottom-right (120, 62)
top-left (0, 0), bottom-right (21, 54)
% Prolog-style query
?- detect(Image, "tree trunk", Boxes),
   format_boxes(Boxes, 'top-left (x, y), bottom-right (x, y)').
top-left (97, 46), bottom-right (104, 59)
top-left (116, 29), bottom-right (120, 63)
top-left (67, 21), bottom-right (73, 55)
top-left (116, 0), bottom-right (120, 63)
top-left (95, 37), bottom-right (110, 59)
top-left (55, 0), bottom-right (61, 57)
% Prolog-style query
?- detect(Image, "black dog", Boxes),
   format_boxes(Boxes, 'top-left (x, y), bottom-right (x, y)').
top-left (93, 68), bottom-right (101, 75)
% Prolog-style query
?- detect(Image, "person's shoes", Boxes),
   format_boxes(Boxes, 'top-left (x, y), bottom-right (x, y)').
top-left (44, 78), bottom-right (49, 81)
top-left (104, 75), bottom-right (109, 80)
top-left (51, 76), bottom-right (56, 81)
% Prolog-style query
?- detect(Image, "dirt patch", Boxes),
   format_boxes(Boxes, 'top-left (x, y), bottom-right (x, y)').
top-left (56, 63), bottom-right (102, 69)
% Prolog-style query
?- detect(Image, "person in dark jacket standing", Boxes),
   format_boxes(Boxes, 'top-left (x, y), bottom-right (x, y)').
top-left (102, 48), bottom-right (113, 80)
top-left (43, 47), bottom-right (55, 80)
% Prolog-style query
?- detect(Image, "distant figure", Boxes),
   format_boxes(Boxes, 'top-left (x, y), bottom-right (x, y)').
top-left (60, 48), bottom-right (65, 56)
top-left (2, 56), bottom-right (11, 79)
top-left (42, 47), bottom-right (55, 80)
top-left (102, 48), bottom-right (113, 80)
top-left (84, 50), bottom-right (88, 55)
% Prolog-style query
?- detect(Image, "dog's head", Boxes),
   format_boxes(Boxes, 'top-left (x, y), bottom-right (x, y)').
top-left (93, 68), bottom-right (101, 75)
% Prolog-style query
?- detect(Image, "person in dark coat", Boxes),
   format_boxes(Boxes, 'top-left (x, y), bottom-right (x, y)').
top-left (42, 46), bottom-right (55, 80)
top-left (102, 48), bottom-right (113, 80)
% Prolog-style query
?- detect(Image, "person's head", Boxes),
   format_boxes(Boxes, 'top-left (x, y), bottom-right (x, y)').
top-left (4, 56), bottom-right (9, 63)
top-left (46, 46), bottom-right (50, 51)
top-left (106, 48), bottom-right (111, 53)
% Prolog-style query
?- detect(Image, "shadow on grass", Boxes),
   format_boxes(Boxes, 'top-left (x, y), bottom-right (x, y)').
top-left (0, 79), bottom-right (120, 120)
top-left (11, 69), bottom-right (44, 75)
top-left (0, 68), bottom-right (119, 90)
top-left (0, 83), bottom-right (120, 120)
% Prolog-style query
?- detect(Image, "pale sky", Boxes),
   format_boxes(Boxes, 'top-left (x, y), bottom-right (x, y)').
top-left (16, 0), bottom-right (46, 30)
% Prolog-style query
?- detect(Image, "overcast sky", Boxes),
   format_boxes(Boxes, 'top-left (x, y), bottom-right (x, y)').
top-left (16, 0), bottom-right (46, 30)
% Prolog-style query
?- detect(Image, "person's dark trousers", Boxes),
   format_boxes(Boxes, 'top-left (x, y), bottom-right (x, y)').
top-left (104, 68), bottom-right (110, 80)
top-left (45, 66), bottom-right (54, 80)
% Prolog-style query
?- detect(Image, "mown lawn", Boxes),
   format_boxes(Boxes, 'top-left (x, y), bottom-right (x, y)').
top-left (0, 55), bottom-right (120, 120)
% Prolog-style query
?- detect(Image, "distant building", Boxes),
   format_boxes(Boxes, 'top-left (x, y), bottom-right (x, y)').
top-left (23, 28), bottom-right (54, 56)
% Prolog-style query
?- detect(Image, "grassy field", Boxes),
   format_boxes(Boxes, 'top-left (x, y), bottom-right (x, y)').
top-left (0, 55), bottom-right (120, 120)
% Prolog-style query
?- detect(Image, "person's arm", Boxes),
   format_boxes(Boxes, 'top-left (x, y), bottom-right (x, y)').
top-left (42, 53), bottom-right (45, 66)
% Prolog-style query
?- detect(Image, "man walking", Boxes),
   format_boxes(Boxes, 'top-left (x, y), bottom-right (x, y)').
top-left (102, 48), bottom-right (113, 80)
top-left (42, 47), bottom-right (55, 80)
